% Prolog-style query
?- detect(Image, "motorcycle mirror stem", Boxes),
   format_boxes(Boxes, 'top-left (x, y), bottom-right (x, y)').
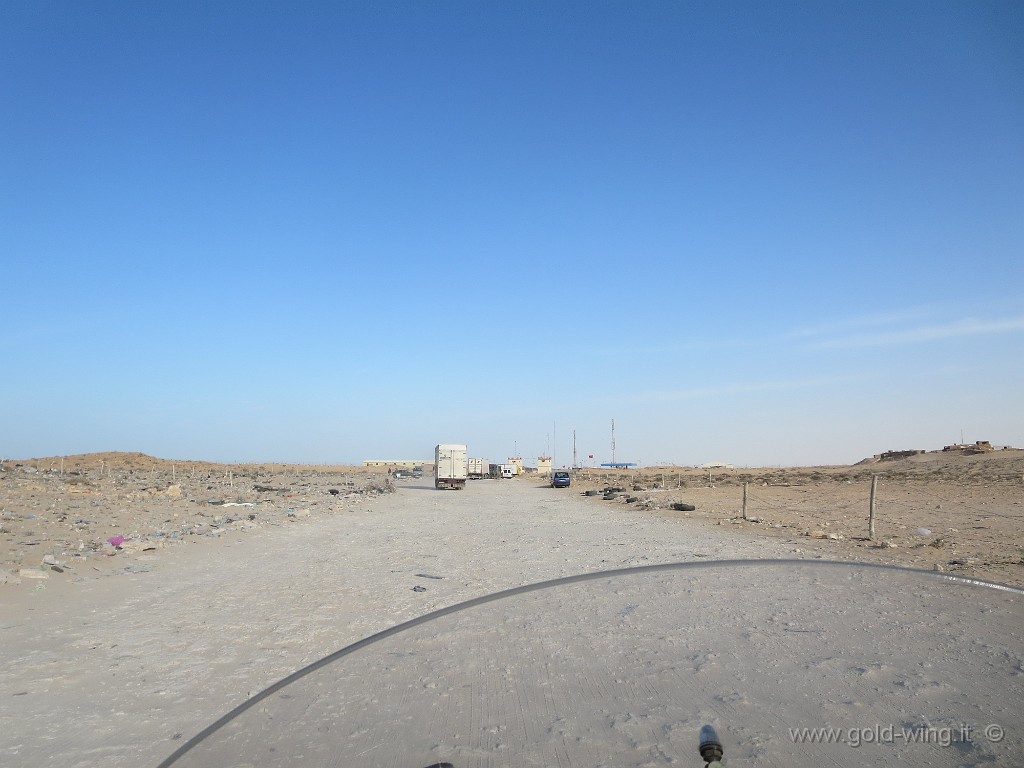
top-left (699, 724), bottom-right (725, 766)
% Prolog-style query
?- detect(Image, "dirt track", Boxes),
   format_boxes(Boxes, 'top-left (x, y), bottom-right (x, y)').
top-left (1, 461), bottom-right (1022, 767)
top-left (3, 449), bottom-right (1022, 591)
top-left (2, 475), bottom-right (793, 768)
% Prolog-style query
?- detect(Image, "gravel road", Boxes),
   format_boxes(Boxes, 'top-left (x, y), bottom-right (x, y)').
top-left (2, 478), bottom-right (784, 768)
top-left (3, 478), bottom-right (1020, 767)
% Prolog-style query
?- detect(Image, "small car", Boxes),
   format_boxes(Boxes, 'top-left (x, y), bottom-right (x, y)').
top-left (550, 471), bottom-right (571, 488)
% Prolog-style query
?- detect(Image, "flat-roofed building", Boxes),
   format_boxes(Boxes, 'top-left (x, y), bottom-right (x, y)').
top-left (363, 460), bottom-right (429, 469)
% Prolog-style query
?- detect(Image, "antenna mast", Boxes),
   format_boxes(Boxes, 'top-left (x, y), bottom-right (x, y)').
top-left (611, 418), bottom-right (616, 465)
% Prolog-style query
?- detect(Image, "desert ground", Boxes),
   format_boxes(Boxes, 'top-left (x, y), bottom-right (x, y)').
top-left (1, 449), bottom-right (1022, 767)
top-left (573, 447), bottom-right (1024, 588)
top-left (4, 448), bottom-right (1022, 591)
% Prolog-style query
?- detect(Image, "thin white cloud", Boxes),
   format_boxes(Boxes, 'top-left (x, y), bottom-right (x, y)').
top-left (607, 373), bottom-right (862, 403)
top-left (812, 315), bottom-right (1024, 349)
top-left (788, 307), bottom-right (937, 340)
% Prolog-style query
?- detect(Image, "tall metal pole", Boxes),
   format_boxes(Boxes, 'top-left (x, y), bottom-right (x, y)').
top-left (611, 419), bottom-right (616, 465)
top-left (869, 475), bottom-right (878, 539)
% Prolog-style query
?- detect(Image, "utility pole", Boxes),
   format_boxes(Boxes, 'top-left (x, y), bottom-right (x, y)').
top-left (611, 419), bottom-right (616, 465)
top-left (573, 430), bottom-right (578, 469)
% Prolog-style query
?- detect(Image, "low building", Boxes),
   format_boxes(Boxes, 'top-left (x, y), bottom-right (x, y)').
top-left (363, 460), bottom-right (430, 469)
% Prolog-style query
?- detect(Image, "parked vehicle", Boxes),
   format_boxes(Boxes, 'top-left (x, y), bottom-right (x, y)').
top-left (500, 465), bottom-right (515, 479)
top-left (550, 470), bottom-right (571, 488)
top-left (434, 444), bottom-right (468, 490)
top-left (467, 458), bottom-right (486, 479)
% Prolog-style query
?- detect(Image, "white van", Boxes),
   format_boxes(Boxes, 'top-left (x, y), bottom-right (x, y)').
top-left (500, 465), bottom-right (515, 479)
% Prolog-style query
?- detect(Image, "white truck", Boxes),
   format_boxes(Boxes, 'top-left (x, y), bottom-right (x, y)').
top-left (467, 457), bottom-right (485, 480)
top-left (434, 444), bottom-right (468, 490)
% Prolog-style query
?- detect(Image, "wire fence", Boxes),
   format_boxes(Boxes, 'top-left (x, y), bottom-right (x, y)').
top-left (575, 468), bottom-right (1024, 563)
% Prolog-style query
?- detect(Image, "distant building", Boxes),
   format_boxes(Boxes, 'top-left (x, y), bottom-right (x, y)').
top-left (942, 441), bottom-right (993, 453)
top-left (363, 460), bottom-right (429, 469)
top-left (537, 456), bottom-right (552, 475)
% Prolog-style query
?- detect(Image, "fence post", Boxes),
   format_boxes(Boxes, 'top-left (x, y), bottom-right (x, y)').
top-left (869, 475), bottom-right (878, 539)
top-left (742, 482), bottom-right (748, 520)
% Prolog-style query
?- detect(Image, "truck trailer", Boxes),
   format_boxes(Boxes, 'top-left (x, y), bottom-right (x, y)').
top-left (467, 457), bottom-right (485, 479)
top-left (434, 444), bottom-right (468, 490)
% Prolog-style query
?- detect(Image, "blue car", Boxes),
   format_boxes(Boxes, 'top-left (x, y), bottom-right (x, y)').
top-left (550, 471), bottom-right (571, 488)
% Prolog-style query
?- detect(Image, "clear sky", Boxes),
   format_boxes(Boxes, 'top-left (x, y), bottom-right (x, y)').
top-left (2, 1), bottom-right (1022, 467)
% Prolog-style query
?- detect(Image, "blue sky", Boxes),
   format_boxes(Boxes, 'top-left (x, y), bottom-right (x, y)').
top-left (2, 1), bottom-right (1022, 467)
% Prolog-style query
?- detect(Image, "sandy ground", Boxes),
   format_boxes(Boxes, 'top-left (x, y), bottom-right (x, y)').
top-left (1, 451), bottom-right (1022, 767)
top-left (571, 448), bottom-right (1024, 588)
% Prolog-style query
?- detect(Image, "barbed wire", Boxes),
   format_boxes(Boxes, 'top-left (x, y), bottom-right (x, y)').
top-left (889, 483), bottom-right (1024, 521)
top-left (733, 481), bottom-right (1024, 523)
